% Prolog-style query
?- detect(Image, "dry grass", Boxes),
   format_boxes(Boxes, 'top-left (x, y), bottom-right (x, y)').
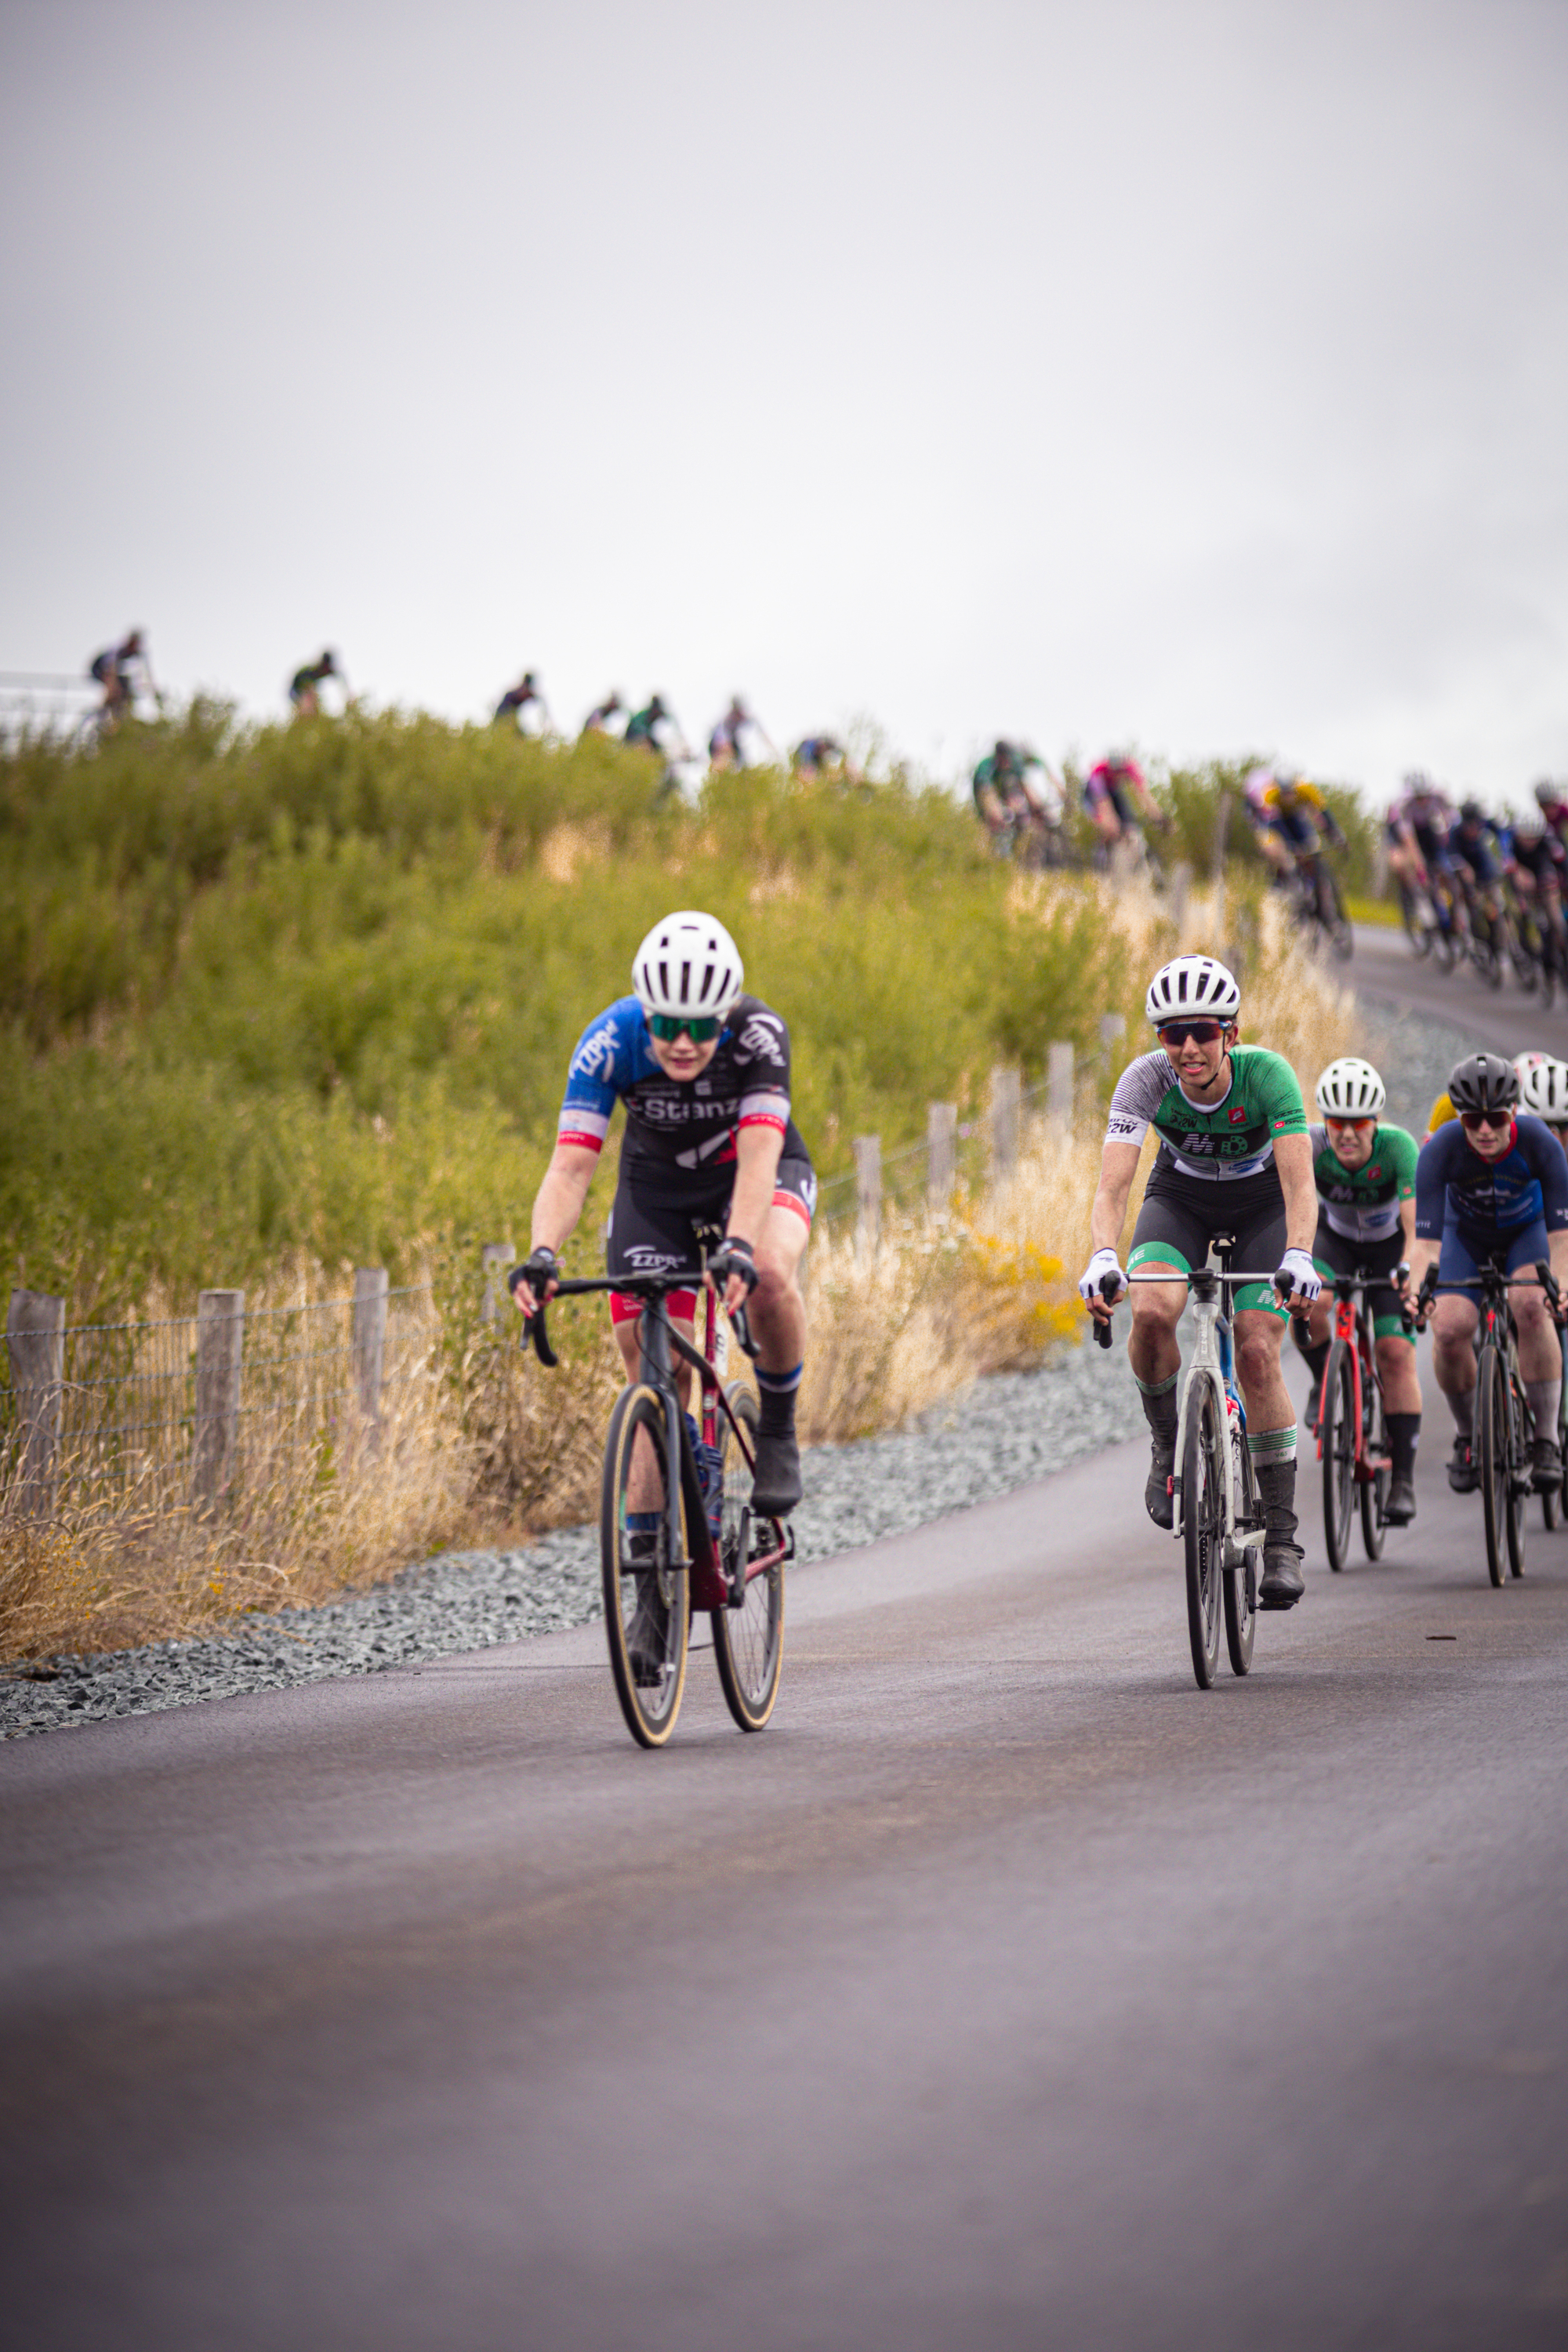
top-left (1, 875), bottom-right (1362, 1664)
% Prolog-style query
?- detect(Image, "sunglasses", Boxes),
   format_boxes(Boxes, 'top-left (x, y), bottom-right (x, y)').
top-left (648, 1011), bottom-right (721, 1044)
top-left (1327, 1116), bottom-right (1376, 1132)
top-left (1460, 1109), bottom-right (1512, 1131)
top-left (1157, 1020), bottom-right (1225, 1047)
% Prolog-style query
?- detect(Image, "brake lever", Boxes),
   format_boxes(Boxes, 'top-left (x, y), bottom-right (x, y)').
top-left (1092, 1270), bottom-right (1119, 1349)
top-left (728, 1300), bottom-right (759, 1360)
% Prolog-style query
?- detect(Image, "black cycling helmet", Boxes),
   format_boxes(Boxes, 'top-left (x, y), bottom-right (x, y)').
top-left (1448, 1051), bottom-right (1519, 1115)
top-left (1459, 798), bottom-right (1484, 825)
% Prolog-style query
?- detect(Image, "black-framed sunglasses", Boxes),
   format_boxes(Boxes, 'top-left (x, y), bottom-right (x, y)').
top-left (1157, 1019), bottom-right (1225, 1047)
top-left (1460, 1109), bottom-right (1512, 1131)
top-left (648, 1011), bottom-right (722, 1044)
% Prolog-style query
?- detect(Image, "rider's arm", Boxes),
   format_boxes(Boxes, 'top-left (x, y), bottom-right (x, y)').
top-left (1273, 1131), bottom-right (1318, 1256)
top-left (529, 1143), bottom-right (599, 1256)
top-left (1084, 1141), bottom-right (1143, 1320)
top-left (725, 1121), bottom-right (786, 1277)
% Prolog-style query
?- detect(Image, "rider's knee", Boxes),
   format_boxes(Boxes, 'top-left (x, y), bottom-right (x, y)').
top-left (1236, 1323), bottom-right (1283, 1386)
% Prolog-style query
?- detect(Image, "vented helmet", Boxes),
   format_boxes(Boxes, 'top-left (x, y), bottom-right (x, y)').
top-left (1145, 956), bottom-right (1240, 1026)
top-left (633, 911), bottom-right (744, 1021)
top-left (1316, 1058), bottom-right (1385, 1118)
top-left (1510, 806), bottom-right (1546, 841)
top-left (1519, 1058), bottom-right (1568, 1122)
top-left (1448, 1052), bottom-right (1519, 1115)
top-left (1514, 1051), bottom-right (1549, 1081)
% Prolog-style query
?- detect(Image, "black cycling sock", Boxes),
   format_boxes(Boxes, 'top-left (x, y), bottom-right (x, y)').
top-left (756, 1363), bottom-right (801, 1437)
top-left (1297, 1336), bottom-right (1330, 1388)
top-left (1386, 1412), bottom-right (1420, 1481)
top-left (1134, 1370), bottom-right (1178, 1444)
top-left (1254, 1454), bottom-right (1298, 1547)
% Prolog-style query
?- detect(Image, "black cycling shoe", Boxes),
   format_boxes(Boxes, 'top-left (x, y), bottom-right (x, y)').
top-left (1446, 1437), bottom-right (1479, 1494)
top-left (626, 1570), bottom-right (670, 1687)
top-left (1145, 1439), bottom-right (1176, 1529)
top-left (1382, 1474), bottom-right (1417, 1526)
top-left (750, 1428), bottom-right (802, 1518)
top-left (1258, 1543), bottom-right (1306, 1610)
top-left (1531, 1435), bottom-right (1563, 1491)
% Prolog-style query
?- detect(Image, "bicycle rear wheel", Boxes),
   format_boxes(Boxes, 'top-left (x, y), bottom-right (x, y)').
top-left (1477, 1351), bottom-right (1511, 1589)
top-left (1360, 1360), bottom-right (1388, 1560)
top-left (1319, 1341), bottom-right (1356, 1573)
top-left (1183, 1384), bottom-right (1225, 1689)
top-left (710, 1385), bottom-right (785, 1732)
top-left (601, 1384), bottom-right (690, 1748)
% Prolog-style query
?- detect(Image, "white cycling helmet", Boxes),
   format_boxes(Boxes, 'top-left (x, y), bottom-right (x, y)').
top-left (1510, 806), bottom-right (1547, 841)
top-left (1316, 1057), bottom-right (1385, 1118)
top-left (632, 910), bottom-right (744, 1020)
top-left (1520, 1058), bottom-right (1568, 1122)
top-left (1145, 955), bottom-right (1240, 1026)
top-left (1514, 1050), bottom-right (1550, 1082)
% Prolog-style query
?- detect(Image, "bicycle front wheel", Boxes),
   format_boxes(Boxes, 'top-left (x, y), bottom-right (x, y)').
top-left (1477, 1351), bottom-right (1511, 1589)
top-left (1506, 1370), bottom-right (1528, 1580)
top-left (1183, 1385), bottom-right (1225, 1689)
top-left (1360, 1358), bottom-right (1388, 1560)
top-left (1320, 1341), bottom-right (1357, 1573)
top-left (710, 1384), bottom-right (785, 1733)
top-left (601, 1384), bottom-right (690, 1748)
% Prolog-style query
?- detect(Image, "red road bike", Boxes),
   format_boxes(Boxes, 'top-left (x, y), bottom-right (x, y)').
top-left (1314, 1265), bottom-right (1410, 1573)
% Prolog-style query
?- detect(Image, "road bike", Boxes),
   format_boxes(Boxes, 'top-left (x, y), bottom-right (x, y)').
top-left (1287, 849), bottom-right (1353, 961)
top-left (519, 1266), bottom-right (789, 1748)
top-left (1414, 1258), bottom-right (1562, 1588)
top-left (1096, 1241), bottom-right (1294, 1690)
top-left (1315, 1263), bottom-right (1411, 1573)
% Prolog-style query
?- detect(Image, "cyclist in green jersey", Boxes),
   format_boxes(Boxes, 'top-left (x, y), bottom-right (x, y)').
top-left (1292, 1058), bottom-right (1421, 1524)
top-left (1080, 956), bottom-right (1319, 1608)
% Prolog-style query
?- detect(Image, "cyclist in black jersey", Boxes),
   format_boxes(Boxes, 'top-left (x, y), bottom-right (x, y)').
top-left (289, 651), bottom-right (339, 717)
top-left (581, 691), bottom-right (626, 737)
top-left (1079, 955), bottom-right (1321, 1607)
top-left (510, 910), bottom-right (814, 1529)
top-left (88, 629), bottom-right (150, 728)
top-left (494, 671), bottom-right (552, 733)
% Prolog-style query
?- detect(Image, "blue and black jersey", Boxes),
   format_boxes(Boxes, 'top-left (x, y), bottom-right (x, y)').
top-left (557, 993), bottom-right (808, 1175)
top-left (1414, 1114), bottom-right (1568, 1240)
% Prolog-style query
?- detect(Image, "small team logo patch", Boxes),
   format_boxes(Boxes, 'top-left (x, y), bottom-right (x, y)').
top-left (1229, 1105), bottom-right (1247, 1123)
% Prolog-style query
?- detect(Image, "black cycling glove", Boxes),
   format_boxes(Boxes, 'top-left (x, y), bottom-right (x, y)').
top-left (509, 1245), bottom-right (559, 1303)
top-left (709, 1236), bottom-right (759, 1295)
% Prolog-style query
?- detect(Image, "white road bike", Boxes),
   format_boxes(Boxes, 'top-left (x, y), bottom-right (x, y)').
top-left (1098, 1239), bottom-right (1294, 1690)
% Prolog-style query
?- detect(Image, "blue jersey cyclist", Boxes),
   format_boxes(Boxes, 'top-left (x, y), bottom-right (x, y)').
top-left (1406, 1052), bottom-right (1568, 1494)
top-left (510, 911), bottom-right (815, 1532)
top-left (1079, 955), bottom-right (1322, 1610)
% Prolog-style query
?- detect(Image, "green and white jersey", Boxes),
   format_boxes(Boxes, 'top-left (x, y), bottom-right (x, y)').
top-left (1309, 1121), bottom-right (1417, 1243)
top-left (1105, 1045), bottom-right (1307, 1181)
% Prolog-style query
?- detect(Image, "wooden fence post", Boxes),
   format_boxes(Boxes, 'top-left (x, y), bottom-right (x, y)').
top-left (1213, 789), bottom-right (1233, 945)
top-left (193, 1290), bottom-right (245, 1511)
top-left (1047, 1041), bottom-right (1075, 1136)
top-left (1098, 1011), bottom-right (1126, 1062)
top-left (352, 1269), bottom-right (389, 1426)
top-left (1168, 859), bottom-right (1192, 935)
top-left (480, 1241), bottom-right (516, 1327)
top-left (6, 1290), bottom-right (64, 1520)
top-left (990, 1068), bottom-right (1021, 1181)
top-left (853, 1135), bottom-right (882, 1254)
top-left (927, 1102), bottom-right (957, 1213)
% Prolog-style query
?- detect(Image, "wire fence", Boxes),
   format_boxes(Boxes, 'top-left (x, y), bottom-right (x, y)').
top-left (1, 1284), bottom-right (441, 1507)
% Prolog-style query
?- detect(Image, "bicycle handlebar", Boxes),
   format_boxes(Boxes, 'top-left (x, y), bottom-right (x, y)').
top-left (1090, 1264), bottom-right (1305, 1348)
top-left (510, 1267), bottom-right (759, 1367)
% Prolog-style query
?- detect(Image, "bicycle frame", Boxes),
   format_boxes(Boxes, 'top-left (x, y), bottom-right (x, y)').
top-left (522, 1267), bottom-right (789, 1612)
top-left (1317, 1275), bottom-right (1398, 1488)
top-left (1167, 1261), bottom-right (1265, 1563)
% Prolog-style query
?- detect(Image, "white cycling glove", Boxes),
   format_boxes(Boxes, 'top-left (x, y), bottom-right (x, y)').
top-left (1275, 1248), bottom-right (1322, 1305)
top-left (1079, 1247), bottom-right (1128, 1308)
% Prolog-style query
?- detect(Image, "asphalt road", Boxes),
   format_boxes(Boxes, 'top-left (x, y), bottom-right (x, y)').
top-left (3, 1337), bottom-right (1567, 2352)
top-left (1351, 920), bottom-right (1568, 1058)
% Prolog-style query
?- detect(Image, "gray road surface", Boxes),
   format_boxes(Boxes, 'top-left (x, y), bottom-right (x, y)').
top-left (1352, 921), bottom-right (1568, 1059)
top-left (3, 1341), bottom-right (1567, 2352)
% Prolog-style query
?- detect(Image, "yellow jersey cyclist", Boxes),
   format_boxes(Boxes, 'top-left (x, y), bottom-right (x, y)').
top-left (1080, 956), bottom-right (1321, 1610)
top-left (1291, 1058), bottom-right (1422, 1526)
top-left (510, 912), bottom-right (815, 1535)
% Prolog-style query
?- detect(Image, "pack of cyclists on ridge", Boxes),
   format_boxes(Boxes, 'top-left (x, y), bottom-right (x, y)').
top-left (1386, 773), bottom-right (1568, 992)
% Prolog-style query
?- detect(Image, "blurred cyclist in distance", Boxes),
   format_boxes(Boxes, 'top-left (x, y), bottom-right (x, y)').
top-left (289, 650), bottom-right (341, 717)
top-left (494, 671), bottom-right (553, 735)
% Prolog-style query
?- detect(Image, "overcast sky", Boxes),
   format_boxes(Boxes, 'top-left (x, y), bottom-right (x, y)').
top-left (2, 0), bottom-right (1564, 797)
